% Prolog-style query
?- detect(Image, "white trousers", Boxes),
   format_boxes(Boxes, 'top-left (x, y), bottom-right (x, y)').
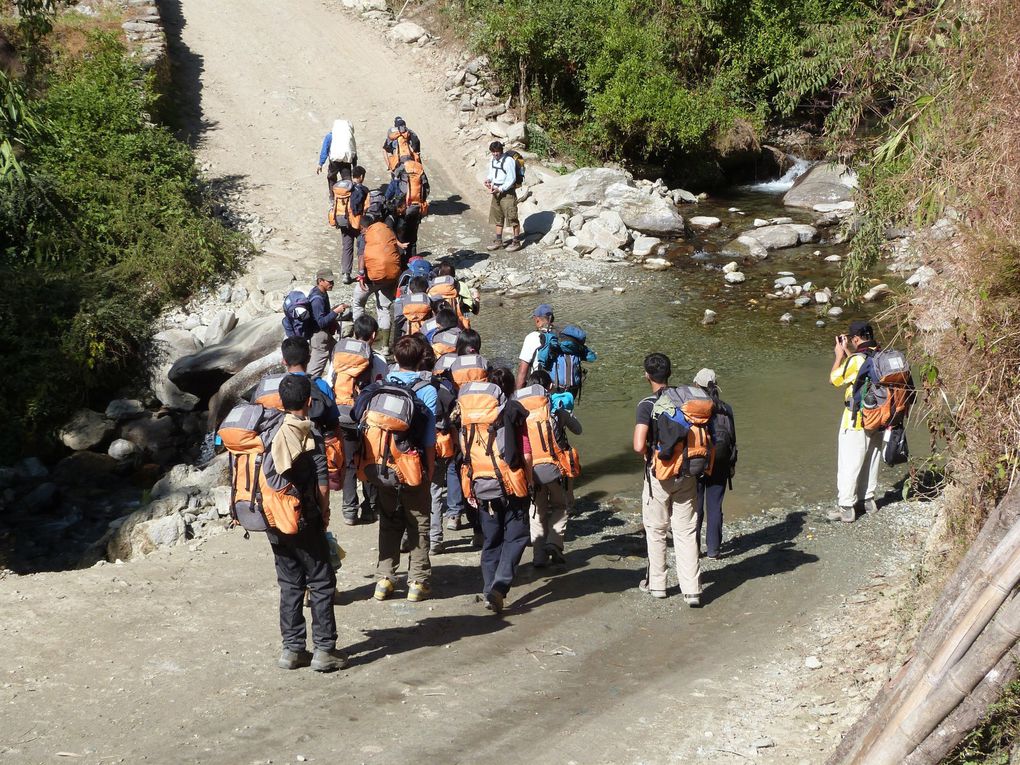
top-left (837, 427), bottom-right (883, 508)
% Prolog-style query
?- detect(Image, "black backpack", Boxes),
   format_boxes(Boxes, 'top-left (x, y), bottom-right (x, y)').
top-left (708, 401), bottom-right (737, 475)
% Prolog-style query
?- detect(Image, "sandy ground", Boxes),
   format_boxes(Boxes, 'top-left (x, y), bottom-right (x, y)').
top-left (0, 2), bottom-right (939, 763)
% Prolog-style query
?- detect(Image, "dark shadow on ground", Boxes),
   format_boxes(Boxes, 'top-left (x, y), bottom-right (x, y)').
top-left (156, 0), bottom-right (214, 147)
top-left (523, 210), bottom-right (555, 239)
top-left (344, 613), bottom-right (512, 668)
top-left (429, 194), bottom-right (471, 216)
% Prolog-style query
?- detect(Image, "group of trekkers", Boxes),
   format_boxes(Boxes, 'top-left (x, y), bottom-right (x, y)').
top-left (214, 118), bottom-right (915, 673)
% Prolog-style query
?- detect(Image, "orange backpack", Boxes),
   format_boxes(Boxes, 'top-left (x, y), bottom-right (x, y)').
top-left (431, 327), bottom-right (462, 357)
top-left (458, 381), bottom-right (530, 502)
top-left (514, 385), bottom-right (581, 484)
top-left (332, 339), bottom-right (373, 427)
top-left (327, 180), bottom-right (352, 228)
top-left (385, 128), bottom-right (420, 172)
top-left (362, 222), bottom-right (401, 282)
top-left (354, 381), bottom-right (428, 488)
top-left (217, 403), bottom-right (312, 535)
top-left (401, 292), bottom-right (433, 335)
top-left (398, 160), bottom-right (429, 217)
top-left (649, 385), bottom-right (715, 482)
top-left (427, 276), bottom-right (470, 328)
top-left (449, 353), bottom-right (489, 390)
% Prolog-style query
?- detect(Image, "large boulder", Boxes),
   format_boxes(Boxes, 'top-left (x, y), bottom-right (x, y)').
top-left (168, 315), bottom-right (284, 399)
top-left (119, 413), bottom-right (179, 462)
top-left (59, 409), bottom-right (115, 451)
top-left (576, 210), bottom-right (630, 252)
top-left (106, 496), bottom-right (188, 561)
top-left (206, 351), bottom-right (283, 432)
top-left (741, 223), bottom-right (818, 250)
top-left (783, 162), bottom-right (857, 210)
top-left (387, 21), bottom-right (427, 44)
top-left (203, 309), bottom-right (238, 346)
top-left (602, 183), bottom-right (685, 235)
top-left (51, 451), bottom-right (121, 490)
top-left (149, 329), bottom-right (202, 411)
top-left (535, 167), bottom-right (632, 211)
top-left (105, 399), bottom-right (145, 421)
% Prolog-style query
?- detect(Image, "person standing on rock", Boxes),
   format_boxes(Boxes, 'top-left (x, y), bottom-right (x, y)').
top-left (267, 373), bottom-right (347, 673)
top-left (383, 116), bottom-right (421, 174)
top-left (485, 141), bottom-right (523, 252)
top-left (515, 303), bottom-right (555, 389)
top-left (692, 368), bottom-right (737, 559)
top-left (828, 320), bottom-right (882, 523)
top-left (308, 269), bottom-right (349, 380)
top-left (633, 353), bottom-right (702, 607)
top-left (352, 214), bottom-right (405, 357)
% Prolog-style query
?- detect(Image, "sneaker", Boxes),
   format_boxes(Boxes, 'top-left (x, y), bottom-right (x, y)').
top-left (310, 648), bottom-right (348, 673)
top-left (863, 498), bottom-right (878, 514)
top-left (430, 541), bottom-right (445, 556)
top-left (407, 580), bottom-right (431, 602)
top-left (841, 506), bottom-right (857, 523)
top-left (486, 239), bottom-right (504, 251)
top-left (826, 507), bottom-right (844, 521)
top-left (638, 579), bottom-right (667, 599)
top-left (278, 648), bottom-right (312, 670)
top-left (484, 589), bottom-right (505, 613)
top-left (342, 273), bottom-right (355, 285)
top-left (373, 578), bottom-right (394, 601)
top-left (445, 515), bottom-right (460, 531)
top-left (684, 594), bottom-right (702, 608)
top-left (504, 238), bottom-right (523, 252)
top-left (471, 531), bottom-right (484, 549)
top-left (547, 547), bottom-right (566, 566)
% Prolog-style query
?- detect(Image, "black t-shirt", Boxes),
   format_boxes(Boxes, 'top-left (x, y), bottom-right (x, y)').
top-left (635, 391), bottom-right (662, 453)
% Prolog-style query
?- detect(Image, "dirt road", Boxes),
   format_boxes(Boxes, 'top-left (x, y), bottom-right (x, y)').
top-left (0, 2), bottom-right (933, 763)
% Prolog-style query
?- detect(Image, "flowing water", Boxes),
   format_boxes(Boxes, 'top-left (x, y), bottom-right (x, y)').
top-left (473, 182), bottom-right (922, 519)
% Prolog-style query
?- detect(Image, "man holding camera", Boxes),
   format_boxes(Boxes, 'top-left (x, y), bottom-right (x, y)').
top-left (829, 320), bottom-right (882, 523)
top-left (484, 141), bottom-right (523, 252)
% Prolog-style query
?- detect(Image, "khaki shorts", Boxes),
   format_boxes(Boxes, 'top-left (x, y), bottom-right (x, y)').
top-left (488, 191), bottom-right (519, 227)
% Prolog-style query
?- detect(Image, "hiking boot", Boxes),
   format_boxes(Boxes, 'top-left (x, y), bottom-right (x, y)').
top-left (277, 648), bottom-right (312, 670)
top-left (533, 547), bottom-right (549, 568)
top-left (484, 589), bottom-right (505, 613)
top-left (373, 578), bottom-right (394, 601)
top-left (430, 540), bottom-right (445, 556)
top-left (407, 581), bottom-right (431, 602)
top-left (684, 594), bottom-right (702, 608)
top-left (863, 498), bottom-right (879, 514)
top-left (445, 515), bottom-right (460, 531)
top-left (547, 547), bottom-right (566, 567)
top-left (360, 509), bottom-right (377, 524)
top-left (342, 273), bottom-right (355, 285)
top-left (471, 531), bottom-right (484, 549)
top-left (342, 513), bottom-right (358, 526)
top-left (504, 238), bottom-right (523, 252)
top-left (310, 648), bottom-right (348, 673)
top-left (826, 507), bottom-right (845, 521)
top-left (841, 505), bottom-right (857, 523)
top-left (639, 579), bottom-right (667, 599)
top-left (486, 238), bottom-right (504, 251)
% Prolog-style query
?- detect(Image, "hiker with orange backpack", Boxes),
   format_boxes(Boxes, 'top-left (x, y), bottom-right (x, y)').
top-left (317, 119), bottom-right (358, 200)
top-left (384, 159), bottom-right (429, 264)
top-left (484, 140), bottom-right (523, 252)
top-left (355, 335), bottom-right (438, 603)
top-left (391, 275), bottom-right (434, 344)
top-left (516, 369), bottom-right (582, 569)
top-left (691, 369), bottom-right (737, 560)
top-left (829, 320), bottom-right (914, 523)
top-left (220, 374), bottom-right (346, 672)
top-left (459, 366), bottom-right (533, 613)
top-left (382, 116), bottom-right (421, 174)
top-left (334, 314), bottom-right (389, 526)
top-left (327, 165), bottom-right (370, 285)
top-left (633, 353), bottom-right (713, 608)
top-left (428, 262), bottom-right (480, 329)
top-left (352, 213), bottom-right (406, 357)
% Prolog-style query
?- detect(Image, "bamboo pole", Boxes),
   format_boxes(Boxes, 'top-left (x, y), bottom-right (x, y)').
top-left (829, 488), bottom-right (1020, 764)
top-left (904, 649), bottom-right (1019, 764)
top-left (870, 594), bottom-right (1020, 763)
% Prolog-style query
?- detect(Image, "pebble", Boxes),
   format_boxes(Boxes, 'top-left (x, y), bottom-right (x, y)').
top-left (827, 306), bottom-right (844, 317)
top-left (816, 320), bottom-right (826, 327)
top-left (613, 287), bottom-right (626, 294)
top-left (805, 656), bottom-right (822, 670)
top-left (724, 271), bottom-right (745, 284)
top-left (825, 255), bottom-right (842, 262)
top-left (722, 261), bottom-right (739, 274)
top-left (702, 309), bottom-right (717, 325)
top-left (642, 258), bottom-right (672, 271)
top-left (780, 313), bottom-right (794, 323)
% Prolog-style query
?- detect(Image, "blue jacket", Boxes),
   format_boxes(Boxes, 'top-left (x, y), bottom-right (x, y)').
top-left (318, 134), bottom-right (331, 166)
top-left (309, 286), bottom-right (337, 333)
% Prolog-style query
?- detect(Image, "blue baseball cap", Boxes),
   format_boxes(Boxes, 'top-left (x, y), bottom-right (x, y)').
top-left (532, 303), bottom-right (554, 318)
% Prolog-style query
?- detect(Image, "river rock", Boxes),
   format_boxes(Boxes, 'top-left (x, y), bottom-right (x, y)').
top-left (794, 296), bottom-right (813, 308)
top-left (813, 201), bottom-right (855, 213)
top-left (632, 236), bottom-right (662, 258)
top-left (702, 309), bottom-right (717, 325)
top-left (722, 261), bottom-right (739, 273)
top-left (52, 451), bottom-right (120, 489)
top-left (824, 254), bottom-right (842, 263)
top-left (536, 167), bottom-right (631, 210)
top-left (780, 312), bottom-right (794, 323)
top-left (744, 224), bottom-right (816, 250)
top-left (602, 183), bottom-right (686, 234)
top-left (577, 210), bottom-right (629, 251)
top-left (105, 399), bottom-right (145, 421)
top-left (724, 271), bottom-right (746, 284)
top-left (774, 276), bottom-right (797, 288)
top-left (723, 236), bottom-right (768, 260)
top-left (109, 509), bottom-right (186, 561)
top-left (827, 306), bottom-right (844, 317)
top-left (203, 309), bottom-right (239, 346)
top-left (108, 438), bottom-right (141, 462)
top-left (59, 409), bottom-right (115, 451)
top-left (783, 162), bottom-right (857, 210)
top-left (149, 329), bottom-right (202, 411)
top-left (388, 21), bottom-right (427, 44)
top-left (672, 188), bottom-right (699, 204)
top-left (814, 291), bottom-right (830, 304)
top-left (642, 258), bottom-right (672, 271)
top-left (119, 413), bottom-right (178, 461)
top-left (905, 265), bottom-right (936, 287)
top-left (169, 314), bottom-right (285, 399)
top-left (688, 216), bottom-right (722, 230)
top-left (863, 283), bottom-right (892, 302)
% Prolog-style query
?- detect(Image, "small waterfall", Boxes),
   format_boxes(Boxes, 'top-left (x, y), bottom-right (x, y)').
top-left (743, 156), bottom-right (812, 192)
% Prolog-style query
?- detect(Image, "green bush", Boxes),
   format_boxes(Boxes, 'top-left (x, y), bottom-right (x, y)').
top-left (0, 33), bottom-right (247, 459)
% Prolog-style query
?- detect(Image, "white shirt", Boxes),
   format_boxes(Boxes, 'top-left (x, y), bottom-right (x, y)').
top-left (487, 154), bottom-right (517, 193)
top-left (518, 330), bottom-right (546, 370)
top-left (369, 352), bottom-right (389, 382)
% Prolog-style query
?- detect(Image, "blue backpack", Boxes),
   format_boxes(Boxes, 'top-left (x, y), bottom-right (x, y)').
top-left (535, 325), bottom-right (597, 395)
top-left (282, 290), bottom-right (314, 340)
